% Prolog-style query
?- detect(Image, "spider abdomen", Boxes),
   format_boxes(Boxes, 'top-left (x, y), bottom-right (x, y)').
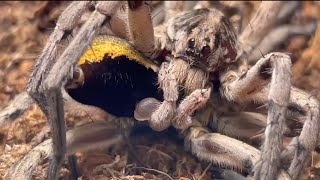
top-left (68, 36), bottom-right (163, 117)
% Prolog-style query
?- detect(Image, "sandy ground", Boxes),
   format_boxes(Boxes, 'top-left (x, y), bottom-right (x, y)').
top-left (0, 1), bottom-right (320, 180)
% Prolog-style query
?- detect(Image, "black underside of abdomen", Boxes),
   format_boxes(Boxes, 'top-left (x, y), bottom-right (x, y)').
top-left (68, 56), bottom-right (162, 117)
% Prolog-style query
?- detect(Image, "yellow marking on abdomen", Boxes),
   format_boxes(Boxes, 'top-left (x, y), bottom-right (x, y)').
top-left (79, 36), bottom-right (158, 72)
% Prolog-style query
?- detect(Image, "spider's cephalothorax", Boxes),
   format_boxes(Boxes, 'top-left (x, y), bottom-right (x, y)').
top-left (136, 8), bottom-right (242, 132)
top-left (168, 8), bottom-right (239, 72)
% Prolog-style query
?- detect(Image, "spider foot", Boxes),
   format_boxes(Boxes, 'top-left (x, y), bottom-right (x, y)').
top-left (173, 87), bottom-right (212, 130)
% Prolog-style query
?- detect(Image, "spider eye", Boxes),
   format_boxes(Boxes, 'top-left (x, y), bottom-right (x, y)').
top-left (186, 48), bottom-right (194, 56)
top-left (188, 38), bottom-right (195, 49)
top-left (201, 45), bottom-right (211, 57)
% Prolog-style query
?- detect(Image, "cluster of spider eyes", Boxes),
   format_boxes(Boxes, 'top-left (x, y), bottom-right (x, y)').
top-left (186, 38), bottom-right (211, 58)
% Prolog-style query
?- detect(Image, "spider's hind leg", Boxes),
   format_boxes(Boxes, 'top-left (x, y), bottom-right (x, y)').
top-left (26, 2), bottom-right (94, 180)
top-left (5, 120), bottom-right (127, 180)
top-left (220, 52), bottom-right (320, 179)
top-left (281, 88), bottom-right (320, 180)
top-left (26, 2), bottom-right (125, 179)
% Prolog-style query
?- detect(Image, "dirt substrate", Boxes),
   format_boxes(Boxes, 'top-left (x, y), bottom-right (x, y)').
top-left (0, 1), bottom-right (320, 180)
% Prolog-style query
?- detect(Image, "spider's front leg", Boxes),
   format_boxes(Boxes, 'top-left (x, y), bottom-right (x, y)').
top-left (221, 53), bottom-right (291, 179)
top-left (238, 1), bottom-right (285, 59)
top-left (183, 120), bottom-right (260, 174)
top-left (26, 2), bottom-right (125, 179)
top-left (221, 53), bottom-right (320, 179)
top-left (183, 117), bottom-right (291, 179)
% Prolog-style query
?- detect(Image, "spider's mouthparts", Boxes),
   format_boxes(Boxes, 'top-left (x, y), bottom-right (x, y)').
top-left (174, 53), bottom-right (188, 61)
top-left (174, 53), bottom-right (197, 65)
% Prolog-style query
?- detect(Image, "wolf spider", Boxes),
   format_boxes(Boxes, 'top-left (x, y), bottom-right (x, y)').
top-left (1, 1), bottom-right (319, 180)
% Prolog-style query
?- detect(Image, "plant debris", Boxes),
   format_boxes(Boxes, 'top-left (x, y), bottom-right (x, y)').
top-left (0, 1), bottom-right (320, 180)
